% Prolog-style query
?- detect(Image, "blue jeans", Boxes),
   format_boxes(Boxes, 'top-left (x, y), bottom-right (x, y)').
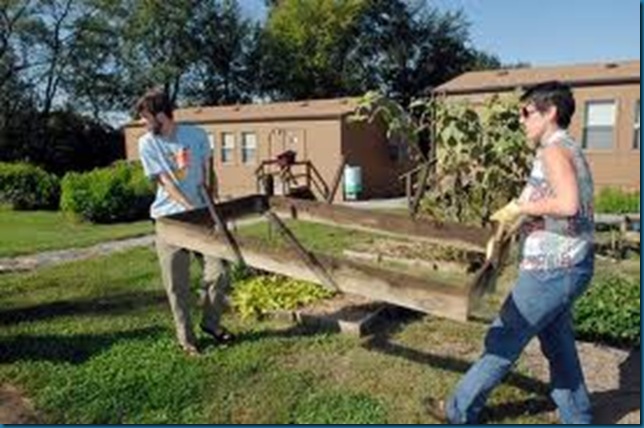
top-left (446, 253), bottom-right (594, 424)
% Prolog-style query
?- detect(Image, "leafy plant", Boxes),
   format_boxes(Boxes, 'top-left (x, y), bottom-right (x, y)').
top-left (594, 187), bottom-right (640, 214)
top-left (231, 274), bottom-right (335, 319)
top-left (574, 275), bottom-right (640, 347)
top-left (421, 94), bottom-right (532, 224)
top-left (60, 161), bottom-right (154, 223)
top-left (352, 92), bottom-right (533, 225)
top-left (0, 162), bottom-right (60, 210)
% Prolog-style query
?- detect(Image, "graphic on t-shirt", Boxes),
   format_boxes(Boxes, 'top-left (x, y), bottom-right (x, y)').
top-left (174, 148), bottom-right (190, 180)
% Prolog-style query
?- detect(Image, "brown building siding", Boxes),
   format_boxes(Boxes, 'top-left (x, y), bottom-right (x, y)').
top-left (341, 119), bottom-right (410, 199)
top-left (435, 60), bottom-right (640, 191)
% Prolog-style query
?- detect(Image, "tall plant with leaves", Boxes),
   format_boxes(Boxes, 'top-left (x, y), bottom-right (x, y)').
top-left (352, 92), bottom-right (532, 225)
top-left (351, 90), bottom-right (429, 162)
top-left (422, 94), bottom-right (532, 224)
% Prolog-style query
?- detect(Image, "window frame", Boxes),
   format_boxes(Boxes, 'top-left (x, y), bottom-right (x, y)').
top-left (582, 99), bottom-right (617, 151)
top-left (220, 132), bottom-right (235, 165)
top-left (240, 132), bottom-right (258, 165)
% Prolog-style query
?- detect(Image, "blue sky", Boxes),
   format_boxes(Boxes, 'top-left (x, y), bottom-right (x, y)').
top-left (239, 0), bottom-right (641, 67)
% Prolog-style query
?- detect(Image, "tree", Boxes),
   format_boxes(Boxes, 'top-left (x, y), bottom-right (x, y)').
top-left (63, 0), bottom-right (129, 121)
top-left (117, 0), bottom-right (202, 105)
top-left (258, 0), bottom-right (368, 100)
top-left (352, 0), bottom-right (501, 106)
top-left (185, 0), bottom-right (257, 105)
top-left (256, 0), bottom-right (500, 104)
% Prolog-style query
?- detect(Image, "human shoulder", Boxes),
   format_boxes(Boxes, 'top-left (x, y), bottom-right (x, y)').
top-left (137, 131), bottom-right (158, 155)
top-left (542, 142), bottom-right (572, 162)
top-left (177, 123), bottom-right (207, 139)
top-left (137, 130), bottom-right (154, 146)
top-left (541, 143), bottom-right (574, 177)
top-left (178, 123), bottom-right (209, 153)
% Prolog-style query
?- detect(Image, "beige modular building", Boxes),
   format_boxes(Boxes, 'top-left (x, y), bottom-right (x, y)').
top-left (124, 98), bottom-right (412, 201)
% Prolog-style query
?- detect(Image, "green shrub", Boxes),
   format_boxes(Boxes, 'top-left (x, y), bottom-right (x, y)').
top-left (231, 274), bottom-right (335, 319)
top-left (0, 162), bottom-right (60, 210)
top-left (60, 161), bottom-right (154, 223)
top-left (595, 187), bottom-right (640, 214)
top-left (574, 275), bottom-right (640, 347)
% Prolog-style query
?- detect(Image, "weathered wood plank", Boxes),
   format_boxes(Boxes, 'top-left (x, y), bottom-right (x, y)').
top-left (156, 217), bottom-right (471, 321)
top-left (201, 185), bottom-right (246, 266)
top-left (269, 196), bottom-right (491, 252)
top-left (164, 194), bottom-right (268, 226)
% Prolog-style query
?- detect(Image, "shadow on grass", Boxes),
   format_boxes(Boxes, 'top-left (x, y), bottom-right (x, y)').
top-left (363, 307), bottom-right (641, 424)
top-left (0, 326), bottom-right (165, 364)
top-left (196, 322), bottom-right (329, 351)
top-left (591, 348), bottom-right (640, 424)
top-left (362, 306), bottom-right (555, 423)
top-left (0, 290), bottom-right (167, 326)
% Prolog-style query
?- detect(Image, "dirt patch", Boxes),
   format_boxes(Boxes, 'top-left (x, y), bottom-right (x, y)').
top-left (0, 384), bottom-right (40, 424)
top-left (351, 238), bottom-right (480, 265)
top-left (522, 340), bottom-right (640, 424)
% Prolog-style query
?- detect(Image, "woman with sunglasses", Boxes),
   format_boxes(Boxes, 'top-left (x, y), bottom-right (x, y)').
top-left (427, 81), bottom-right (595, 424)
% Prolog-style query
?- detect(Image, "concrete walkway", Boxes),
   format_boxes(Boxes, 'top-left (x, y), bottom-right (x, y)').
top-left (0, 235), bottom-right (155, 274)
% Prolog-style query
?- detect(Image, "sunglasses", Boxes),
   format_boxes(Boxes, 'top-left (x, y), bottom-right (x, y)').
top-left (520, 106), bottom-right (539, 119)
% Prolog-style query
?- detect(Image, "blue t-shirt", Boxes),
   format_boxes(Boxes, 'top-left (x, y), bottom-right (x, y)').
top-left (138, 124), bottom-right (211, 219)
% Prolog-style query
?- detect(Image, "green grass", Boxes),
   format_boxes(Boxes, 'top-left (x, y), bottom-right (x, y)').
top-left (0, 205), bottom-right (152, 257)
top-left (0, 247), bottom-right (563, 424)
top-left (236, 218), bottom-right (378, 256)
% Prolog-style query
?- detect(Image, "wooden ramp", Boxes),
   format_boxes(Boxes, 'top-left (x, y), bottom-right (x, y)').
top-left (156, 195), bottom-right (512, 322)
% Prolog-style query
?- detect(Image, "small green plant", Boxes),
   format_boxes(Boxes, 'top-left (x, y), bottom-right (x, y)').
top-left (574, 274), bottom-right (640, 347)
top-left (60, 161), bottom-right (154, 223)
top-left (594, 187), bottom-right (640, 214)
top-left (0, 162), bottom-right (60, 210)
top-left (231, 274), bottom-right (335, 319)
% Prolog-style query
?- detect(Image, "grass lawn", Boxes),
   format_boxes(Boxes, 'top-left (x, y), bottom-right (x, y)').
top-left (236, 218), bottom-right (378, 256)
top-left (0, 213), bottom-right (638, 424)
top-left (0, 247), bottom-right (561, 424)
top-left (0, 205), bottom-right (153, 258)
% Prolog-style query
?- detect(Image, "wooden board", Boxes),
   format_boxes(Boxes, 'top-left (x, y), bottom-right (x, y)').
top-left (156, 196), bottom-right (513, 322)
top-left (268, 196), bottom-right (491, 253)
top-left (156, 217), bottom-right (472, 321)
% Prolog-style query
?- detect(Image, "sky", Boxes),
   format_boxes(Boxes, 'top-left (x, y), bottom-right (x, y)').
top-left (239, 0), bottom-right (641, 67)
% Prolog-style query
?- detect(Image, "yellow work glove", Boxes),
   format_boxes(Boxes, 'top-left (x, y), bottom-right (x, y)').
top-left (490, 199), bottom-right (522, 225)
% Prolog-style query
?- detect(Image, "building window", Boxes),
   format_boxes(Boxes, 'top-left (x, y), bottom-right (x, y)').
top-left (241, 132), bottom-right (257, 165)
top-left (207, 133), bottom-right (215, 151)
top-left (634, 100), bottom-right (640, 150)
top-left (582, 100), bottom-right (616, 150)
top-left (221, 132), bottom-right (235, 164)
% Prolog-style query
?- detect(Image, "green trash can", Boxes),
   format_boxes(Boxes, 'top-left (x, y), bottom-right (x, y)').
top-left (344, 165), bottom-right (362, 200)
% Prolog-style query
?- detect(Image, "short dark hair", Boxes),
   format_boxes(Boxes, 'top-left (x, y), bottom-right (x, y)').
top-left (135, 88), bottom-right (174, 119)
top-left (520, 81), bottom-right (575, 128)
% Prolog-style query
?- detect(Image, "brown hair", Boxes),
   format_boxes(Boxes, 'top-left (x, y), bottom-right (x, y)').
top-left (135, 88), bottom-right (174, 119)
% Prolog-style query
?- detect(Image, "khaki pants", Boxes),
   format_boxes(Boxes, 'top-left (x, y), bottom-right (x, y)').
top-left (155, 226), bottom-right (230, 348)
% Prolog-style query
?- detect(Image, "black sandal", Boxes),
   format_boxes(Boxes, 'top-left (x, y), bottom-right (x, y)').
top-left (200, 325), bottom-right (236, 345)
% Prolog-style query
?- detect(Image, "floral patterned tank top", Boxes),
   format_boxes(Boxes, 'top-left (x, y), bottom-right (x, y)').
top-left (518, 129), bottom-right (594, 270)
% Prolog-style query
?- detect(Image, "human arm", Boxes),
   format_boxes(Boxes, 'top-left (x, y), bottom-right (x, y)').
top-left (157, 173), bottom-right (195, 210)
